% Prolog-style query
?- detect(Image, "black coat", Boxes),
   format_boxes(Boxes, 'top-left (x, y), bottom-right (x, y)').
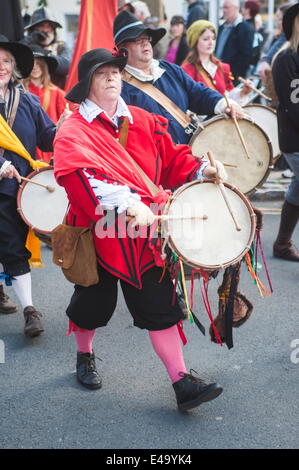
top-left (216, 20), bottom-right (254, 83)
top-left (272, 48), bottom-right (299, 153)
top-left (186, 1), bottom-right (206, 28)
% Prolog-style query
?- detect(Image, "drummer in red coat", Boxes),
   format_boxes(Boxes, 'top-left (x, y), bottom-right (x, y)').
top-left (54, 48), bottom-right (226, 411)
top-left (182, 20), bottom-right (252, 105)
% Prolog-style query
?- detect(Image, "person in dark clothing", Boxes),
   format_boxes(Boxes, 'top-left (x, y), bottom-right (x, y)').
top-left (164, 16), bottom-right (190, 66)
top-left (186, 0), bottom-right (207, 28)
top-left (0, 35), bottom-right (66, 335)
top-left (23, 7), bottom-right (72, 89)
top-left (272, 3), bottom-right (299, 261)
top-left (215, 0), bottom-right (254, 83)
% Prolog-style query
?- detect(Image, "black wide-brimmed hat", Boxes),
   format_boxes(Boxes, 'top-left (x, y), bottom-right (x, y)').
top-left (0, 34), bottom-right (34, 78)
top-left (65, 48), bottom-right (128, 104)
top-left (113, 10), bottom-right (166, 47)
top-left (24, 7), bottom-right (62, 31)
top-left (29, 45), bottom-right (58, 74)
top-left (283, 2), bottom-right (299, 40)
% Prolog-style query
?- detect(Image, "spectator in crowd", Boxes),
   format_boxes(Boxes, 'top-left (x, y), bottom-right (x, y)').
top-left (215, 0), bottom-right (254, 83)
top-left (118, 0), bottom-right (135, 14)
top-left (113, 10), bottom-right (244, 146)
top-left (23, 6), bottom-right (72, 89)
top-left (132, 1), bottom-right (151, 23)
top-left (272, 3), bottom-right (299, 261)
top-left (182, 20), bottom-right (252, 104)
top-left (186, 1), bottom-right (207, 28)
top-left (258, 3), bottom-right (293, 80)
top-left (22, 45), bottom-right (66, 163)
top-left (242, 1), bottom-right (265, 68)
top-left (164, 16), bottom-right (190, 66)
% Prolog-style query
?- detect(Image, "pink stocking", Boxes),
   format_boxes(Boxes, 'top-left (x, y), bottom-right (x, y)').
top-left (74, 329), bottom-right (96, 354)
top-left (149, 324), bottom-right (187, 383)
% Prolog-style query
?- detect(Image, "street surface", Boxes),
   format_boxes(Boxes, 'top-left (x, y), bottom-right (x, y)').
top-left (0, 199), bottom-right (298, 449)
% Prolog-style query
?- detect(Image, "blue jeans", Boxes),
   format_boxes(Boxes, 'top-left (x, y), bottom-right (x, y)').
top-left (284, 153), bottom-right (299, 206)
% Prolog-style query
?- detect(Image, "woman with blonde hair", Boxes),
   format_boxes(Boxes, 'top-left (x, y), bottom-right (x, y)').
top-left (272, 3), bottom-right (299, 261)
top-left (182, 20), bottom-right (251, 104)
top-left (23, 45), bottom-right (66, 163)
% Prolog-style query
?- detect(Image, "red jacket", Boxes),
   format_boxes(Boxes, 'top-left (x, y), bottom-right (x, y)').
top-left (54, 106), bottom-right (203, 288)
top-left (181, 61), bottom-right (234, 95)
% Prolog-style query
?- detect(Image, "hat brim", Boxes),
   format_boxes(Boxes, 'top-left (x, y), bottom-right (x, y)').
top-left (32, 52), bottom-right (58, 74)
top-left (115, 25), bottom-right (166, 47)
top-left (283, 4), bottom-right (299, 40)
top-left (65, 56), bottom-right (127, 104)
top-left (25, 19), bottom-right (62, 30)
top-left (0, 42), bottom-right (34, 77)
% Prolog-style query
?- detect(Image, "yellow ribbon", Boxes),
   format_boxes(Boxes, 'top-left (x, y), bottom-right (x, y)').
top-left (0, 114), bottom-right (48, 170)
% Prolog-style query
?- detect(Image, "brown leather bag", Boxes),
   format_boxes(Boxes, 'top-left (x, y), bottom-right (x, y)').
top-left (51, 224), bottom-right (99, 287)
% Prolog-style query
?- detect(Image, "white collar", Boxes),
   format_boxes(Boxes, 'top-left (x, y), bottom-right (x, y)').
top-left (79, 96), bottom-right (133, 126)
top-left (224, 13), bottom-right (243, 28)
top-left (125, 59), bottom-right (165, 82)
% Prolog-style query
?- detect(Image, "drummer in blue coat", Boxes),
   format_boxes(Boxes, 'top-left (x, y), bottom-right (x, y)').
top-left (0, 35), bottom-right (70, 337)
top-left (114, 10), bottom-right (244, 144)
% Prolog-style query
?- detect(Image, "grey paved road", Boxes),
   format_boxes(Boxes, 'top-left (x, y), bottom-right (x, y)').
top-left (0, 200), bottom-right (298, 449)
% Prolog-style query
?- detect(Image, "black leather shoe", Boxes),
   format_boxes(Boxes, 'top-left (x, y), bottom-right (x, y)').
top-left (173, 370), bottom-right (223, 412)
top-left (76, 351), bottom-right (102, 390)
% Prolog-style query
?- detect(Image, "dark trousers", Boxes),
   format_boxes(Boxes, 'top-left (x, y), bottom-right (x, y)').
top-left (0, 194), bottom-right (31, 276)
top-left (66, 265), bottom-right (184, 331)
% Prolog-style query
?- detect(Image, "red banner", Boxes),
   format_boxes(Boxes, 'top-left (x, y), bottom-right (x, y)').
top-left (65, 0), bottom-right (118, 93)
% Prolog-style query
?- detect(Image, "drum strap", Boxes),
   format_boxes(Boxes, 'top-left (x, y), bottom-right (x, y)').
top-left (122, 70), bottom-right (191, 130)
top-left (118, 116), bottom-right (160, 197)
top-left (195, 64), bottom-right (217, 91)
top-left (0, 87), bottom-right (20, 159)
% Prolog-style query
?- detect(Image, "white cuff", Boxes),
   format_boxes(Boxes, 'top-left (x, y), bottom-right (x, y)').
top-left (193, 159), bottom-right (209, 180)
top-left (214, 97), bottom-right (239, 115)
top-left (0, 161), bottom-right (12, 176)
top-left (83, 171), bottom-right (141, 214)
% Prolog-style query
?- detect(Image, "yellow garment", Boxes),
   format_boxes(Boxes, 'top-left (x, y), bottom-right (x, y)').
top-left (25, 228), bottom-right (45, 268)
top-left (0, 114), bottom-right (48, 170)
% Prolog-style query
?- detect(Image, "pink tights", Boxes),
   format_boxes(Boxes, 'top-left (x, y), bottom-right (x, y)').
top-left (74, 324), bottom-right (186, 383)
top-left (74, 329), bottom-right (96, 354)
top-left (148, 325), bottom-right (187, 383)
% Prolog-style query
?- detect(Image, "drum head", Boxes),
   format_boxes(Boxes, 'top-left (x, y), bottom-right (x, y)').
top-left (190, 115), bottom-right (273, 195)
top-left (243, 104), bottom-right (280, 161)
top-left (17, 167), bottom-right (68, 234)
top-left (163, 181), bottom-right (255, 270)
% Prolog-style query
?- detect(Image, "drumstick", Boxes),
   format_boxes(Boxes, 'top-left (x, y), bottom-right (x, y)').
top-left (20, 176), bottom-right (55, 193)
top-left (223, 162), bottom-right (238, 168)
top-left (238, 76), bottom-right (272, 101)
top-left (224, 92), bottom-right (251, 160)
top-left (207, 151), bottom-right (241, 231)
top-left (126, 214), bottom-right (208, 222)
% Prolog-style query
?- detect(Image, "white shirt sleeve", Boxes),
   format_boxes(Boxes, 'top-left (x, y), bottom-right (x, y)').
top-left (83, 171), bottom-right (141, 213)
top-left (193, 159), bottom-right (209, 180)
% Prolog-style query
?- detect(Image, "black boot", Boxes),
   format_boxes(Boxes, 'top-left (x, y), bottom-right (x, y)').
top-left (173, 370), bottom-right (223, 412)
top-left (273, 200), bottom-right (299, 261)
top-left (0, 284), bottom-right (17, 314)
top-left (76, 351), bottom-right (102, 390)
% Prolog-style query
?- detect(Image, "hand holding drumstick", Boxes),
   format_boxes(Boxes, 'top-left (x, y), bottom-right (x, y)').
top-left (207, 151), bottom-right (241, 232)
top-left (224, 91), bottom-right (251, 160)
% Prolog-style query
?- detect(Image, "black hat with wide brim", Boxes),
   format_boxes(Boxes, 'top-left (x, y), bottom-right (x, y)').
top-left (65, 48), bottom-right (128, 104)
top-left (0, 34), bottom-right (34, 78)
top-left (283, 3), bottom-right (299, 40)
top-left (113, 10), bottom-right (166, 47)
top-left (24, 7), bottom-right (62, 30)
top-left (29, 45), bottom-right (58, 74)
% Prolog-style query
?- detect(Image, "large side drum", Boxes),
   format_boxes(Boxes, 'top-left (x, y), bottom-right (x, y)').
top-left (189, 114), bottom-right (273, 195)
top-left (162, 180), bottom-right (256, 271)
top-left (243, 104), bottom-right (281, 162)
top-left (17, 167), bottom-right (68, 235)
